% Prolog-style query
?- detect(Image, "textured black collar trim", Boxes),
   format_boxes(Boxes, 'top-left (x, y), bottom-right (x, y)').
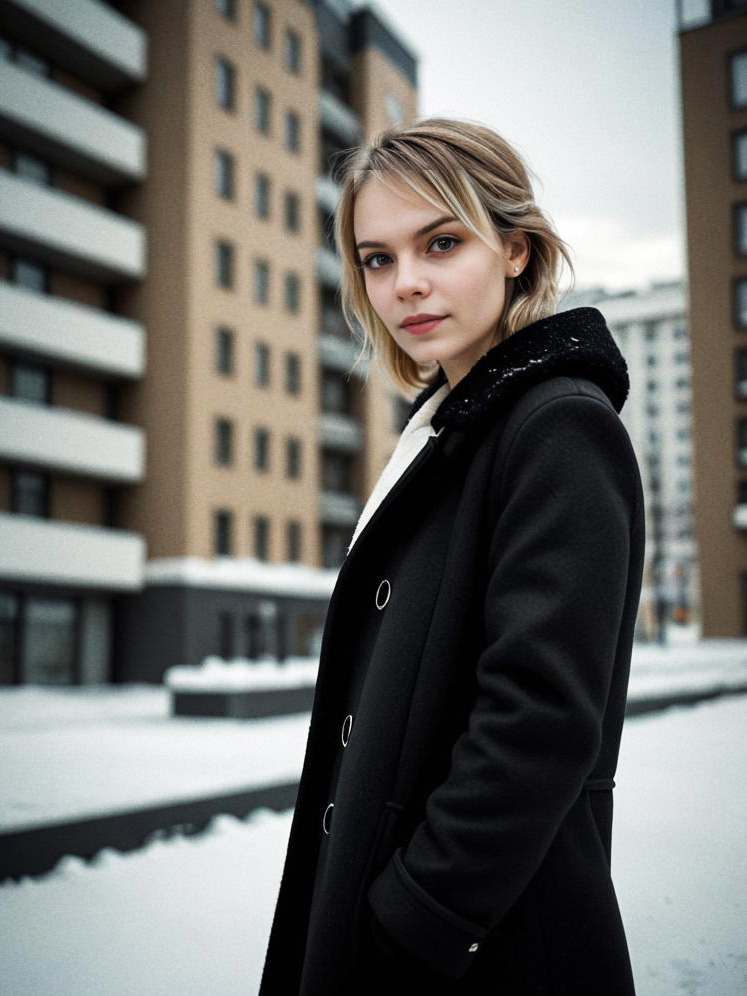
top-left (408, 307), bottom-right (629, 432)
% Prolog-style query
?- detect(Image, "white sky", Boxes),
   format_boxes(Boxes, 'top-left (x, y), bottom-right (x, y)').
top-left (359, 0), bottom-right (686, 293)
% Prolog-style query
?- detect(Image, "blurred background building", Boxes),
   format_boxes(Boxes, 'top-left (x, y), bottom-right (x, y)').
top-left (0, 0), bottom-right (418, 683)
top-left (566, 280), bottom-right (699, 642)
top-left (677, 0), bottom-right (747, 636)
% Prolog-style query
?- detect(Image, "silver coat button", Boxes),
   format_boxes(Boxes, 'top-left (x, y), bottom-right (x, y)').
top-left (341, 714), bottom-right (353, 747)
top-left (322, 802), bottom-right (334, 835)
top-left (375, 579), bottom-right (391, 609)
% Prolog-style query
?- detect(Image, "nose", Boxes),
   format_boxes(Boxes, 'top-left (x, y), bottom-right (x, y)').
top-left (394, 253), bottom-right (430, 299)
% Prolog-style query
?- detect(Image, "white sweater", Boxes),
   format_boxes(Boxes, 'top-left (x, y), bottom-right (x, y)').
top-left (347, 381), bottom-right (451, 555)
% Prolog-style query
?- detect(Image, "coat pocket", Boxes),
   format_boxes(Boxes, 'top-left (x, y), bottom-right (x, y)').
top-left (351, 803), bottom-right (403, 957)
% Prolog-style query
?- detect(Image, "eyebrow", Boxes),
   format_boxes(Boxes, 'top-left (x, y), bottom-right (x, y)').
top-left (355, 215), bottom-right (460, 251)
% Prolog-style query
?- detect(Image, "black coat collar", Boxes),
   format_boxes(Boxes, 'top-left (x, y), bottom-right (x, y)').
top-left (408, 307), bottom-right (628, 433)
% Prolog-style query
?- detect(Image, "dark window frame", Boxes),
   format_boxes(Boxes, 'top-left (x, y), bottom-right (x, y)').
top-left (286, 519), bottom-right (302, 562)
top-left (255, 85), bottom-right (272, 134)
top-left (253, 514), bottom-right (270, 560)
top-left (284, 109), bottom-right (301, 153)
top-left (215, 417), bottom-right (234, 466)
top-left (254, 426), bottom-right (270, 472)
top-left (255, 341), bottom-right (270, 386)
top-left (728, 47), bottom-right (747, 112)
top-left (216, 325), bottom-right (235, 375)
top-left (9, 255), bottom-right (49, 293)
top-left (255, 171), bottom-right (271, 219)
top-left (253, 1), bottom-right (272, 49)
top-left (215, 55), bottom-right (236, 112)
top-left (284, 190), bottom-right (301, 232)
top-left (10, 360), bottom-right (51, 405)
top-left (734, 202), bottom-right (747, 257)
top-left (285, 436), bottom-right (302, 478)
top-left (284, 28), bottom-right (302, 74)
top-left (733, 126), bottom-right (747, 182)
top-left (285, 351), bottom-right (301, 393)
top-left (10, 466), bottom-right (49, 518)
top-left (215, 0), bottom-right (236, 21)
top-left (215, 239), bottom-right (235, 288)
top-left (214, 147), bottom-right (235, 199)
top-left (284, 271), bottom-right (301, 313)
top-left (214, 509), bottom-right (234, 556)
top-left (254, 258), bottom-right (270, 304)
top-left (734, 276), bottom-right (747, 330)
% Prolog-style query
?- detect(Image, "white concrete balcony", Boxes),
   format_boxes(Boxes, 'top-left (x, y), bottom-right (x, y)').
top-left (0, 170), bottom-right (145, 281)
top-left (0, 511), bottom-right (145, 590)
top-left (319, 412), bottom-right (363, 453)
top-left (316, 174), bottom-right (342, 215)
top-left (320, 490), bottom-right (362, 527)
top-left (319, 90), bottom-right (362, 145)
top-left (316, 246), bottom-right (342, 288)
top-left (0, 282), bottom-right (145, 378)
top-left (0, 0), bottom-right (147, 91)
top-left (732, 504), bottom-right (747, 530)
top-left (318, 332), bottom-right (364, 375)
top-left (0, 397), bottom-right (145, 482)
top-left (0, 61), bottom-right (146, 185)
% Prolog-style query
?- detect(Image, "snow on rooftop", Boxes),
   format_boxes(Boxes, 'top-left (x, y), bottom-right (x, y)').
top-left (144, 556), bottom-right (339, 598)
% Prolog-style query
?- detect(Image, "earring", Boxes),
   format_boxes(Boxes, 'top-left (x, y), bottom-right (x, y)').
top-left (513, 265), bottom-right (520, 274)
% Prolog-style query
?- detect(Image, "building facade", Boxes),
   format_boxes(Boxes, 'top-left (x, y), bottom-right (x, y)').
top-left (0, 0), bottom-right (420, 683)
top-left (678, 0), bottom-right (747, 635)
top-left (565, 281), bottom-right (700, 641)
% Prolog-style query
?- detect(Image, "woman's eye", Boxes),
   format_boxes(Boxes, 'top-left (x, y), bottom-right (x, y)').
top-left (430, 235), bottom-right (459, 253)
top-left (363, 253), bottom-right (390, 270)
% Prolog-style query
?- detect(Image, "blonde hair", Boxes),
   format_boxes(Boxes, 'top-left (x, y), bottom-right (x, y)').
top-left (332, 117), bottom-right (575, 392)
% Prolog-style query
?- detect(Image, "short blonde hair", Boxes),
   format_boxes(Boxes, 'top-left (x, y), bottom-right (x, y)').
top-left (332, 117), bottom-right (575, 392)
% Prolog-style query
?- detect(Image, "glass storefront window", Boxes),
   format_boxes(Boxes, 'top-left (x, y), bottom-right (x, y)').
top-left (24, 597), bottom-right (76, 684)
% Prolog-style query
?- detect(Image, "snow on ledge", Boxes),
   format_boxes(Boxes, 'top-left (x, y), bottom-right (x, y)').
top-left (144, 556), bottom-right (339, 598)
top-left (164, 656), bottom-right (319, 692)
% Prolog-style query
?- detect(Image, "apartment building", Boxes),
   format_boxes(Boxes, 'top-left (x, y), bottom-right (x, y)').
top-left (567, 282), bottom-right (700, 641)
top-left (0, 0), bottom-right (148, 683)
top-left (678, 0), bottom-right (747, 635)
top-left (0, 0), bottom-right (419, 683)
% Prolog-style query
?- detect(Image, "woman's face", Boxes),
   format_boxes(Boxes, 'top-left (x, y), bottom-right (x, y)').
top-left (353, 174), bottom-right (528, 387)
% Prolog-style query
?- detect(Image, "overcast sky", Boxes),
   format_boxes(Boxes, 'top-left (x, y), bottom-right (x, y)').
top-left (357, 0), bottom-right (686, 293)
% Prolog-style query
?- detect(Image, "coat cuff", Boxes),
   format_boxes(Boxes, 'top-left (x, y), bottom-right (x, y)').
top-left (367, 848), bottom-right (488, 979)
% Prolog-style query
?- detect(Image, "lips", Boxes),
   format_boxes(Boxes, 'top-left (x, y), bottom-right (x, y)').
top-left (399, 314), bottom-right (447, 335)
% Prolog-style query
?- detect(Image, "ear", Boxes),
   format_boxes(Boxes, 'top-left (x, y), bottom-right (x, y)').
top-left (503, 232), bottom-right (530, 277)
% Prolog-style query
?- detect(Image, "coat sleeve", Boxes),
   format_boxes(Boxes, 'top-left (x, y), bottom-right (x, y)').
top-left (367, 391), bottom-right (642, 979)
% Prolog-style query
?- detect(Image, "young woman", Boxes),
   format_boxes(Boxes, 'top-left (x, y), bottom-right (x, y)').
top-left (259, 118), bottom-right (644, 996)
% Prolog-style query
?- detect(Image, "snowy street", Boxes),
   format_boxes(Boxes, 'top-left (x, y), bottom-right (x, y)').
top-left (1, 691), bottom-right (746, 996)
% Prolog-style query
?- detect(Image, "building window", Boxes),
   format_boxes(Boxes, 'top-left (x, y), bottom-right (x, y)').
top-left (734, 128), bottom-right (747, 181)
top-left (255, 86), bottom-right (271, 134)
top-left (255, 342), bottom-right (270, 386)
top-left (283, 190), bottom-right (301, 232)
top-left (284, 271), bottom-right (300, 313)
top-left (215, 56), bottom-right (235, 111)
top-left (284, 110), bottom-right (300, 152)
top-left (285, 351), bottom-right (301, 393)
top-left (730, 50), bottom-right (747, 109)
top-left (735, 278), bottom-right (747, 329)
top-left (214, 148), bottom-right (235, 199)
top-left (254, 426), bottom-right (270, 471)
top-left (215, 240), bottom-right (235, 288)
top-left (322, 451), bottom-right (352, 492)
top-left (24, 597), bottom-right (76, 685)
top-left (254, 515), bottom-right (270, 560)
top-left (215, 417), bottom-right (234, 465)
top-left (215, 0), bottom-right (236, 20)
top-left (217, 611), bottom-right (234, 659)
top-left (735, 203), bottom-right (747, 256)
top-left (11, 469), bottom-right (48, 517)
top-left (285, 28), bottom-right (302, 73)
top-left (739, 479), bottom-right (747, 504)
top-left (646, 354), bottom-right (657, 368)
top-left (0, 592), bottom-right (19, 685)
top-left (737, 348), bottom-right (747, 398)
top-left (10, 257), bottom-right (47, 292)
top-left (286, 436), bottom-right (302, 478)
top-left (286, 520), bottom-right (302, 562)
top-left (321, 371), bottom-right (350, 413)
top-left (13, 150), bottom-right (50, 186)
top-left (216, 326), bottom-right (235, 375)
top-left (11, 362), bottom-right (50, 404)
top-left (214, 509), bottom-right (233, 555)
top-left (254, 258), bottom-right (270, 304)
top-left (255, 172), bottom-right (271, 219)
top-left (253, 1), bottom-right (271, 48)
top-left (14, 46), bottom-right (50, 77)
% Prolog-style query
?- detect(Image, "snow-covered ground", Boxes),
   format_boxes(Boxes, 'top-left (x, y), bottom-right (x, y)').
top-left (2, 639), bottom-right (746, 832)
top-left (1, 693), bottom-right (745, 996)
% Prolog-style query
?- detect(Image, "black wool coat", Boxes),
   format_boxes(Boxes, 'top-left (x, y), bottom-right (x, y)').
top-left (259, 307), bottom-right (645, 996)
